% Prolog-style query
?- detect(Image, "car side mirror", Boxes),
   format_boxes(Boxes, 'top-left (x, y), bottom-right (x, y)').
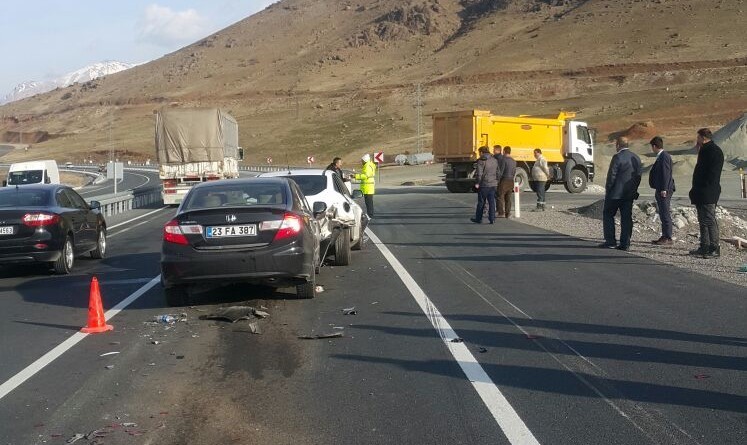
top-left (312, 201), bottom-right (327, 217)
top-left (89, 200), bottom-right (101, 210)
top-left (352, 190), bottom-right (363, 199)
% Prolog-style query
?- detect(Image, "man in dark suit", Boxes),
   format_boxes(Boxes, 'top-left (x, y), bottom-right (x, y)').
top-left (648, 136), bottom-right (675, 245)
top-left (689, 128), bottom-right (724, 258)
top-left (600, 137), bottom-right (643, 251)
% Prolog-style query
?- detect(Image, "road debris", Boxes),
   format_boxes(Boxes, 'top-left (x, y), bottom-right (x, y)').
top-left (694, 374), bottom-right (711, 380)
top-left (66, 433), bottom-right (85, 443)
top-left (121, 423), bottom-right (137, 428)
top-left (478, 347), bottom-right (488, 353)
top-left (342, 307), bottom-right (357, 315)
top-left (248, 322), bottom-right (261, 334)
top-left (738, 264), bottom-right (747, 273)
top-left (315, 285), bottom-right (325, 293)
top-left (85, 429), bottom-right (108, 440)
top-left (199, 306), bottom-right (269, 323)
top-left (153, 313), bottom-right (187, 324)
top-left (151, 340), bottom-right (161, 345)
top-left (99, 351), bottom-right (120, 357)
top-left (298, 332), bottom-right (344, 340)
top-left (105, 365), bottom-right (115, 370)
top-left (450, 337), bottom-right (464, 343)
top-left (525, 334), bottom-right (541, 340)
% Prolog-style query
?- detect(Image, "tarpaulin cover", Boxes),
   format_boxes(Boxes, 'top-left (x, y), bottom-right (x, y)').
top-left (155, 108), bottom-right (238, 163)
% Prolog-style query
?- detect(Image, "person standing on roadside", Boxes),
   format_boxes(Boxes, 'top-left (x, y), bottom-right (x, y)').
top-left (355, 153), bottom-right (377, 218)
top-left (648, 137), bottom-right (675, 245)
top-left (689, 128), bottom-right (724, 258)
top-left (600, 137), bottom-right (642, 251)
top-left (530, 148), bottom-right (550, 211)
top-left (497, 146), bottom-right (516, 218)
top-left (325, 157), bottom-right (345, 179)
top-left (470, 146), bottom-right (498, 224)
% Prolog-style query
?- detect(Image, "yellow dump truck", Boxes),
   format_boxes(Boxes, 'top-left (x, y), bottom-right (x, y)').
top-left (433, 110), bottom-right (594, 193)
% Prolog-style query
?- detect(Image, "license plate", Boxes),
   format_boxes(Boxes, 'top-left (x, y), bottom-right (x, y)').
top-left (206, 225), bottom-right (256, 238)
top-left (0, 226), bottom-right (14, 235)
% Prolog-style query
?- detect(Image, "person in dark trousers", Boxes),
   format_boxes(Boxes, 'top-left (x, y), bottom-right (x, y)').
top-left (530, 148), bottom-right (550, 211)
top-left (648, 136), bottom-right (675, 245)
top-left (688, 128), bottom-right (724, 258)
top-left (497, 146), bottom-right (516, 218)
top-left (471, 146), bottom-right (498, 224)
top-left (600, 137), bottom-right (642, 251)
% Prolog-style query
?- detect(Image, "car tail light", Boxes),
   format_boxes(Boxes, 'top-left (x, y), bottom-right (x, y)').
top-left (163, 219), bottom-right (189, 245)
top-left (23, 213), bottom-right (60, 227)
top-left (269, 213), bottom-right (302, 241)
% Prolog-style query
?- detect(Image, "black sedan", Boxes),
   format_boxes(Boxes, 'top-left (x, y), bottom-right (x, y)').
top-left (0, 184), bottom-right (107, 274)
top-left (160, 177), bottom-right (324, 306)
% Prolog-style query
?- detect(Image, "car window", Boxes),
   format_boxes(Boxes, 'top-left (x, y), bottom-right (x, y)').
top-left (64, 189), bottom-right (89, 209)
top-left (182, 182), bottom-right (287, 210)
top-left (7, 170), bottom-right (44, 185)
top-left (288, 175), bottom-right (326, 196)
top-left (332, 174), bottom-right (351, 197)
top-left (0, 189), bottom-right (51, 207)
top-left (56, 190), bottom-right (73, 208)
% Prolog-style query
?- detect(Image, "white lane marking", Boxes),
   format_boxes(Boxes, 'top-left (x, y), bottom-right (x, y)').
top-left (0, 276), bottom-right (161, 402)
top-left (365, 228), bottom-right (541, 445)
top-left (108, 207), bottom-right (170, 231)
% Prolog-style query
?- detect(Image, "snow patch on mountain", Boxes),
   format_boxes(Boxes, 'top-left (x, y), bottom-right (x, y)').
top-left (1, 61), bottom-right (136, 104)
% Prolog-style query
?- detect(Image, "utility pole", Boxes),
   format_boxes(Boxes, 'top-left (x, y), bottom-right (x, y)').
top-left (415, 83), bottom-right (423, 154)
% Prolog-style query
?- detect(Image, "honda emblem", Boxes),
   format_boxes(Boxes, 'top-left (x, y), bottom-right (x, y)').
top-left (226, 214), bottom-right (238, 223)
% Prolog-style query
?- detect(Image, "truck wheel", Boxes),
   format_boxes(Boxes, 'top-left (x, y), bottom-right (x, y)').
top-left (564, 168), bottom-right (587, 193)
top-left (514, 169), bottom-right (529, 191)
top-left (332, 228), bottom-right (351, 266)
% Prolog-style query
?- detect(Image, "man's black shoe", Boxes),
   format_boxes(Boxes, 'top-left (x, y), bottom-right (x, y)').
top-left (616, 245), bottom-right (630, 251)
top-left (598, 243), bottom-right (617, 249)
top-left (703, 246), bottom-right (721, 259)
top-left (689, 247), bottom-right (707, 256)
top-left (470, 218), bottom-right (481, 224)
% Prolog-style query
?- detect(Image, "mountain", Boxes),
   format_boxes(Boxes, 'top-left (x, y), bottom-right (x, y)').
top-left (1, 61), bottom-right (136, 105)
top-left (0, 0), bottom-right (745, 165)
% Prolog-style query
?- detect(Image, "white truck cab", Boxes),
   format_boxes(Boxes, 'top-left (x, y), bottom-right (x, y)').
top-left (6, 160), bottom-right (60, 186)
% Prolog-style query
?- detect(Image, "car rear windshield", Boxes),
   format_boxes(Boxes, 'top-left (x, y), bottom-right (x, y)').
top-left (183, 183), bottom-right (287, 210)
top-left (287, 175), bottom-right (326, 196)
top-left (7, 170), bottom-right (44, 185)
top-left (0, 189), bottom-right (51, 207)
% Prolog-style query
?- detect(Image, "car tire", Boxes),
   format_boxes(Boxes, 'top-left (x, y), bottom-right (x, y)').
top-left (296, 265), bottom-right (316, 299)
top-left (164, 285), bottom-right (189, 307)
top-left (332, 228), bottom-right (351, 266)
top-left (52, 237), bottom-right (74, 274)
top-left (90, 227), bottom-right (106, 259)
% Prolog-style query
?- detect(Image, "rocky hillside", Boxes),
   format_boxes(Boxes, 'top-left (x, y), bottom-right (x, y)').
top-left (1, 0), bottom-right (746, 164)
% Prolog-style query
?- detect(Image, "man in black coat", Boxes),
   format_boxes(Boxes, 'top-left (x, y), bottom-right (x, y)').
top-left (689, 128), bottom-right (724, 258)
top-left (600, 137), bottom-right (642, 251)
top-left (648, 136), bottom-right (675, 245)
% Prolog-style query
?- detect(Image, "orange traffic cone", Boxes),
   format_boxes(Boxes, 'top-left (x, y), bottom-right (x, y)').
top-left (81, 276), bottom-right (113, 334)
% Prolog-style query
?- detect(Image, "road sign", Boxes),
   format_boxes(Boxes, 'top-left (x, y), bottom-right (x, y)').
top-left (374, 151), bottom-right (384, 163)
top-left (307, 156), bottom-right (315, 164)
top-left (266, 157), bottom-right (273, 165)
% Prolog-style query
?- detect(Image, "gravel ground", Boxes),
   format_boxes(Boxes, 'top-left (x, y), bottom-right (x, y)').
top-left (518, 205), bottom-right (747, 289)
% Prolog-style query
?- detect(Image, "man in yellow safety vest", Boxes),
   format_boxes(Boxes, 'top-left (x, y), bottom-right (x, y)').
top-left (355, 153), bottom-right (376, 217)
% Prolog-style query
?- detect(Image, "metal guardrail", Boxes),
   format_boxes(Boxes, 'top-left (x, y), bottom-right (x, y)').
top-left (93, 186), bottom-right (163, 217)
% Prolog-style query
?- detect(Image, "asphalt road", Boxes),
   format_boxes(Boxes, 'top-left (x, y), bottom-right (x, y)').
top-left (74, 168), bottom-right (159, 198)
top-left (0, 188), bottom-right (745, 445)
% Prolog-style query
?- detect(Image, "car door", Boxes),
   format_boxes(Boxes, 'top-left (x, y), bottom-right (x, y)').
top-left (62, 189), bottom-right (96, 251)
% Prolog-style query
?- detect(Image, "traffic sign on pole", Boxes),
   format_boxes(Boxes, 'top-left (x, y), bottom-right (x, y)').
top-left (307, 156), bottom-right (315, 165)
top-left (266, 157), bottom-right (273, 165)
top-left (374, 151), bottom-right (384, 163)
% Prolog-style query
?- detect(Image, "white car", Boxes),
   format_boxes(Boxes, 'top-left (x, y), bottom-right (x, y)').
top-left (259, 169), bottom-right (366, 265)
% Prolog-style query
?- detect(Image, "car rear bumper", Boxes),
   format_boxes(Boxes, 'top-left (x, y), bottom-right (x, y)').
top-left (161, 241), bottom-right (312, 288)
top-left (0, 250), bottom-right (61, 264)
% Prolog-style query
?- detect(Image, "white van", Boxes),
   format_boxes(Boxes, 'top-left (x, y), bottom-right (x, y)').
top-left (6, 160), bottom-right (60, 186)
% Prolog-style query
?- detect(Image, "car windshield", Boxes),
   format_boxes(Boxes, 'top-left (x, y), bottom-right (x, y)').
top-left (0, 189), bottom-right (51, 207)
top-left (182, 183), bottom-right (287, 210)
top-left (287, 175), bottom-right (326, 196)
top-left (7, 170), bottom-right (44, 185)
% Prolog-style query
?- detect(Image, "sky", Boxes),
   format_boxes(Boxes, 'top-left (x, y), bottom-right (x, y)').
top-left (0, 1), bottom-right (277, 94)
